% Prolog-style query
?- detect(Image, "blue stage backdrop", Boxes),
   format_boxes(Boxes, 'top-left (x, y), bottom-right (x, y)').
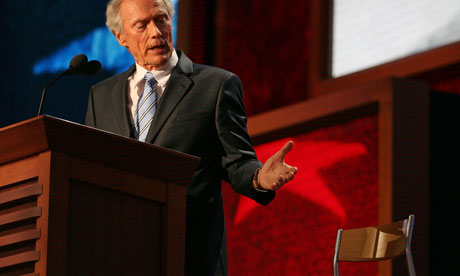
top-left (0, 0), bottom-right (178, 128)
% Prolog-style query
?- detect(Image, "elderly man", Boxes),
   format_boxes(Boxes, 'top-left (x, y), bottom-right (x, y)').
top-left (85, 0), bottom-right (297, 275)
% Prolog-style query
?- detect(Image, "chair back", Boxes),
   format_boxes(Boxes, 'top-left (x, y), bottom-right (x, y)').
top-left (333, 214), bottom-right (415, 276)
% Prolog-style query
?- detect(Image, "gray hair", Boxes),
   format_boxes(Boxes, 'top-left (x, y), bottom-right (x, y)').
top-left (106, 0), bottom-right (175, 34)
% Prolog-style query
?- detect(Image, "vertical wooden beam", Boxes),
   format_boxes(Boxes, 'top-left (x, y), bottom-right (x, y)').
top-left (377, 81), bottom-right (394, 227)
top-left (35, 151), bottom-right (71, 276)
top-left (377, 82), bottom-right (394, 276)
top-left (35, 151), bottom-right (51, 275)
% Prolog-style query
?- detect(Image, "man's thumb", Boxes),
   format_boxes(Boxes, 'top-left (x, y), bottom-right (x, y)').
top-left (279, 141), bottom-right (294, 159)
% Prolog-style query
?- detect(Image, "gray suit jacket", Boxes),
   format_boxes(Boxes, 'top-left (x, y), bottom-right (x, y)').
top-left (86, 51), bottom-right (275, 276)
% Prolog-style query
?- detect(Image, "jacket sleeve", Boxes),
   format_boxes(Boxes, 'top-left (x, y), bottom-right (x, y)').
top-left (215, 73), bottom-right (275, 205)
top-left (85, 86), bottom-right (96, 128)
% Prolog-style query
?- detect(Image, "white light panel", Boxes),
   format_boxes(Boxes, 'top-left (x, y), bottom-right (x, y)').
top-left (332, 0), bottom-right (460, 77)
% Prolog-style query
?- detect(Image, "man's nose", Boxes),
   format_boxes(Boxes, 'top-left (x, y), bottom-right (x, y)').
top-left (147, 21), bottom-right (162, 38)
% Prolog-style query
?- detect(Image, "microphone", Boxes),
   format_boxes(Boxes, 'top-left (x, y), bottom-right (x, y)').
top-left (64, 54), bottom-right (88, 75)
top-left (80, 60), bottom-right (102, 76)
top-left (63, 55), bottom-right (101, 76)
top-left (37, 54), bottom-right (102, 116)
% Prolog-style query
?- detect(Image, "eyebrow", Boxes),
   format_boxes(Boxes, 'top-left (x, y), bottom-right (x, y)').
top-left (132, 12), bottom-right (168, 24)
top-left (132, 18), bottom-right (148, 26)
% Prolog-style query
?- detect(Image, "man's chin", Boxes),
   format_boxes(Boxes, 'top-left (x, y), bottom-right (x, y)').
top-left (153, 49), bottom-right (173, 62)
top-left (143, 56), bottom-right (169, 70)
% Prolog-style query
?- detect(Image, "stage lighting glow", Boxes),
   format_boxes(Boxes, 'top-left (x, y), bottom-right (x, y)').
top-left (33, 0), bottom-right (179, 75)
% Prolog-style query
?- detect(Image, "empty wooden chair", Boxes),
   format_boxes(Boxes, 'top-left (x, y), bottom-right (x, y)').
top-left (333, 214), bottom-right (415, 276)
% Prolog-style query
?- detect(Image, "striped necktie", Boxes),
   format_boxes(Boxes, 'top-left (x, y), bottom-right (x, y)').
top-left (135, 72), bottom-right (157, 142)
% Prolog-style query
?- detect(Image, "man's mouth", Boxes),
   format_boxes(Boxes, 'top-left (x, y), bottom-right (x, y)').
top-left (148, 45), bottom-right (166, 51)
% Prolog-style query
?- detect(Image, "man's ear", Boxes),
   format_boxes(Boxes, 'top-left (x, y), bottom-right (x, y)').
top-left (115, 32), bottom-right (128, 48)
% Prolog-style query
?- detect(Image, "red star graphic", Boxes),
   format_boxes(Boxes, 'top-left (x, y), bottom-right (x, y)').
top-left (233, 138), bottom-right (367, 225)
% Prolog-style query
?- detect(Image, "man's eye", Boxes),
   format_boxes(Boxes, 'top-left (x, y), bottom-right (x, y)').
top-left (157, 15), bottom-right (168, 22)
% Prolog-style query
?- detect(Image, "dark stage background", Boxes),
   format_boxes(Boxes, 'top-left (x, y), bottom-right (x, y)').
top-left (2, 0), bottom-right (110, 127)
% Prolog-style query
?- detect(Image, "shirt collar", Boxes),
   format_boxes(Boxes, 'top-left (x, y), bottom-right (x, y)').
top-left (132, 49), bottom-right (179, 87)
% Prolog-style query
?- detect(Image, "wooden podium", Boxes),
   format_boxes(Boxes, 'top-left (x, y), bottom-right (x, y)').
top-left (0, 116), bottom-right (199, 276)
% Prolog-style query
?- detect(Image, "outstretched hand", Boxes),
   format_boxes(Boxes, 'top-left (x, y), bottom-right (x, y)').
top-left (256, 141), bottom-right (298, 191)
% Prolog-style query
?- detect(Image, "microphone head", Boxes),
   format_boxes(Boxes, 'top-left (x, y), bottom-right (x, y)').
top-left (68, 54), bottom-right (88, 72)
top-left (81, 60), bottom-right (102, 76)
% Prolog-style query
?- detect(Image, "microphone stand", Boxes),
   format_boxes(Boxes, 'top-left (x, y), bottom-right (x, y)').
top-left (37, 54), bottom-right (101, 116)
top-left (37, 71), bottom-right (70, 116)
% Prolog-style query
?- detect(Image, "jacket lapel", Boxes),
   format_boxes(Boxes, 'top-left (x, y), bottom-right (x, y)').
top-left (111, 64), bottom-right (136, 137)
top-left (144, 51), bottom-right (194, 143)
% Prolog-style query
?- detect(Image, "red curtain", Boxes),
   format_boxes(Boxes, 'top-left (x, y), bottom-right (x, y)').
top-left (218, 0), bottom-right (311, 116)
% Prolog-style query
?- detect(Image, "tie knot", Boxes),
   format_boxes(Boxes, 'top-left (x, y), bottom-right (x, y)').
top-left (144, 72), bottom-right (156, 83)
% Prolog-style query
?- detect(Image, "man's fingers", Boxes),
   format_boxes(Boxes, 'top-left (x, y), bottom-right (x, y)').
top-left (270, 175), bottom-right (284, 191)
top-left (269, 171), bottom-right (297, 191)
top-left (285, 165), bottom-right (297, 174)
top-left (287, 171), bottom-right (295, 181)
top-left (278, 141), bottom-right (294, 160)
top-left (277, 175), bottom-right (285, 184)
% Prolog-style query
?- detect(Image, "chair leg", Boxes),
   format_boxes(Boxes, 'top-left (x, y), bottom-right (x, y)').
top-left (406, 215), bottom-right (416, 276)
top-left (333, 261), bottom-right (339, 276)
top-left (333, 229), bottom-right (342, 276)
top-left (406, 249), bottom-right (416, 276)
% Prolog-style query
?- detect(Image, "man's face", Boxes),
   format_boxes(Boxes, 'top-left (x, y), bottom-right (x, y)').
top-left (116, 0), bottom-right (173, 70)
